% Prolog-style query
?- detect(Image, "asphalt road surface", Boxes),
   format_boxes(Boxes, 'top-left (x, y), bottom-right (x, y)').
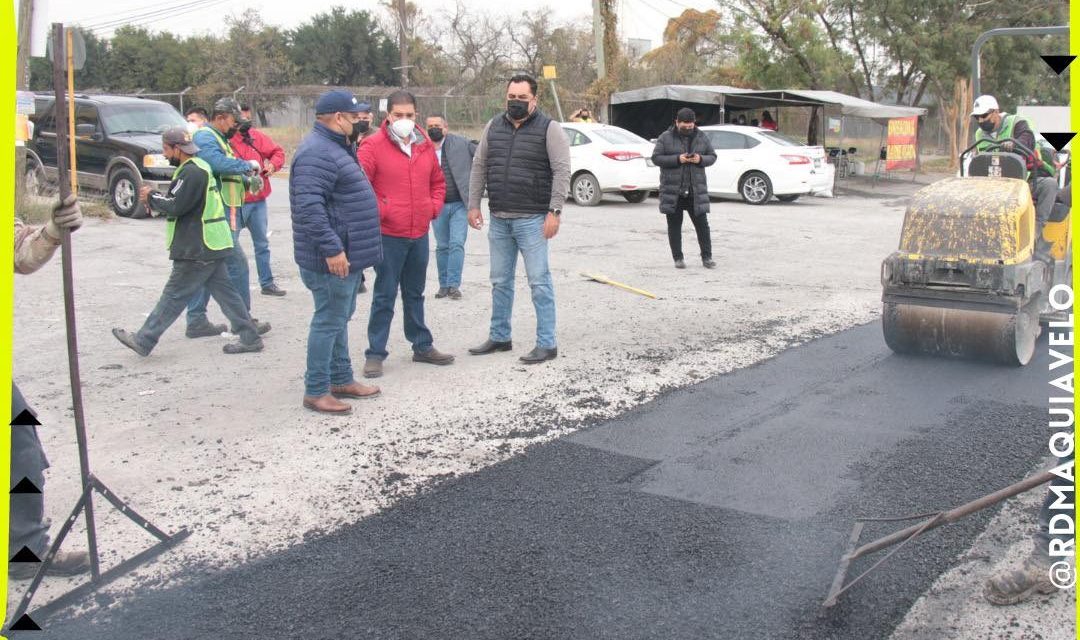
top-left (23, 320), bottom-right (1052, 639)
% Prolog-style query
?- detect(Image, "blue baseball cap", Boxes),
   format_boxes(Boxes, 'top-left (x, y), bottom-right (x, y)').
top-left (315, 90), bottom-right (364, 115)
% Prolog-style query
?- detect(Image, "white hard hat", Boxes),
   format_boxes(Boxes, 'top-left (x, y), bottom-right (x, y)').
top-left (971, 95), bottom-right (999, 117)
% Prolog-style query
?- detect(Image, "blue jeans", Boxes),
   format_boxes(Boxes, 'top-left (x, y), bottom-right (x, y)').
top-left (240, 199), bottom-right (275, 288)
top-left (187, 206), bottom-right (251, 325)
top-left (138, 259), bottom-right (261, 350)
top-left (488, 215), bottom-right (556, 349)
top-left (366, 234), bottom-right (434, 360)
top-left (300, 267), bottom-right (362, 397)
top-left (10, 383), bottom-right (49, 556)
top-left (432, 201), bottom-right (468, 288)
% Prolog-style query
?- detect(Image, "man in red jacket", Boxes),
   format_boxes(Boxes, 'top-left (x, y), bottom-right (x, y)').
top-left (230, 104), bottom-right (287, 296)
top-left (357, 90), bottom-right (453, 378)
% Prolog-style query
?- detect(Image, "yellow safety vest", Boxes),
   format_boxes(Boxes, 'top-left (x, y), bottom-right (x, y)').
top-left (165, 156), bottom-right (233, 251)
top-left (196, 125), bottom-right (247, 207)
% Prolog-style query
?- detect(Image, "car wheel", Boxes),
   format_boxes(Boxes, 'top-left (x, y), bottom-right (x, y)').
top-left (621, 190), bottom-right (648, 203)
top-left (571, 172), bottom-right (603, 207)
top-left (777, 194), bottom-right (800, 203)
top-left (23, 156), bottom-right (47, 196)
top-left (739, 171), bottom-right (773, 205)
top-left (109, 167), bottom-right (145, 218)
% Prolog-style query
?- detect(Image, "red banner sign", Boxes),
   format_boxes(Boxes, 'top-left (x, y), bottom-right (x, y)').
top-left (886, 116), bottom-right (918, 170)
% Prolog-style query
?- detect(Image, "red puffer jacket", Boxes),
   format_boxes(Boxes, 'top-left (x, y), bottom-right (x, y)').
top-left (357, 121), bottom-right (446, 239)
top-left (229, 127), bottom-right (286, 203)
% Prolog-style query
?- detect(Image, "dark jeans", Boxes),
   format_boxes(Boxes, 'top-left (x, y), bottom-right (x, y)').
top-left (10, 383), bottom-right (49, 556)
top-left (1035, 454), bottom-right (1075, 561)
top-left (240, 199), bottom-right (275, 288)
top-left (666, 196), bottom-right (712, 261)
top-left (187, 206), bottom-right (252, 326)
top-left (299, 267), bottom-right (362, 397)
top-left (135, 259), bottom-right (261, 352)
top-left (366, 234), bottom-right (434, 360)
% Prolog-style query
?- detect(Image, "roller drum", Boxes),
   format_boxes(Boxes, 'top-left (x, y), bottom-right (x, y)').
top-left (882, 302), bottom-right (1039, 366)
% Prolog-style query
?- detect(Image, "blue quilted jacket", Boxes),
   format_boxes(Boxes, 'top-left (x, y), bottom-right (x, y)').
top-left (290, 122), bottom-right (382, 274)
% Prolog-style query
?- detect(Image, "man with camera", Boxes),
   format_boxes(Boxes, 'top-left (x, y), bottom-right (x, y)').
top-left (231, 104), bottom-right (287, 297)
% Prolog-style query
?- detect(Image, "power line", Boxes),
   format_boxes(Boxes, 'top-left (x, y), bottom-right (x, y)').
top-left (87, 0), bottom-right (232, 37)
top-left (82, 0), bottom-right (224, 32)
top-left (78, 1), bottom-right (210, 27)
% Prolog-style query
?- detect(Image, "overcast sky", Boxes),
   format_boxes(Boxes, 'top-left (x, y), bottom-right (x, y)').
top-left (26, 0), bottom-right (718, 51)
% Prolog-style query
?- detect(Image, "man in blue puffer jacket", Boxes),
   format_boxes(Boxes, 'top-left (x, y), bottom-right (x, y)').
top-left (290, 90), bottom-right (383, 415)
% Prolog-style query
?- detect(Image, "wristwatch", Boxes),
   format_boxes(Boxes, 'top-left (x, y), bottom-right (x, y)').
top-left (549, 209), bottom-right (561, 217)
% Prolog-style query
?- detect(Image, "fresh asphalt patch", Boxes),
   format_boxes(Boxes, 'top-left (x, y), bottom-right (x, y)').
top-left (24, 321), bottom-right (1051, 639)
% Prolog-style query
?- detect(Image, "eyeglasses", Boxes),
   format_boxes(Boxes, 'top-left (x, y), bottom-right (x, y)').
top-left (975, 112), bottom-right (993, 122)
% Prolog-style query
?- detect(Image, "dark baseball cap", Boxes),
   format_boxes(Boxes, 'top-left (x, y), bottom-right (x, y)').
top-left (162, 126), bottom-right (198, 154)
top-left (676, 107), bottom-right (697, 123)
top-left (315, 90), bottom-right (364, 115)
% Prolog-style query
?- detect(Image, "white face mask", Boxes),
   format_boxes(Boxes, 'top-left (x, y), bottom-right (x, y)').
top-left (390, 118), bottom-right (415, 139)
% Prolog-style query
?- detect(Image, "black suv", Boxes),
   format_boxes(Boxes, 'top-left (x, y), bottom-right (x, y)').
top-left (25, 94), bottom-right (187, 218)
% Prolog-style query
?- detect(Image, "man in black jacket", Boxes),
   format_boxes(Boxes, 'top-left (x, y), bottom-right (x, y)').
top-left (111, 127), bottom-right (263, 356)
top-left (651, 108), bottom-right (717, 269)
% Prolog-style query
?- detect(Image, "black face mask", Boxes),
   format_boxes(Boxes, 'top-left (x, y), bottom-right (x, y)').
top-left (677, 125), bottom-right (694, 136)
top-left (507, 100), bottom-right (530, 120)
top-left (346, 120), bottom-right (366, 143)
top-left (427, 127), bottom-right (444, 142)
top-left (237, 120), bottom-right (253, 134)
top-left (167, 153), bottom-right (181, 167)
top-left (225, 125), bottom-right (239, 138)
top-left (978, 119), bottom-right (996, 133)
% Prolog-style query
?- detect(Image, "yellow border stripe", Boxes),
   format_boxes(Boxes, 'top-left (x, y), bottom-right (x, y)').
top-left (1, 0), bottom-right (16, 635)
top-left (1067, 0), bottom-right (1075, 630)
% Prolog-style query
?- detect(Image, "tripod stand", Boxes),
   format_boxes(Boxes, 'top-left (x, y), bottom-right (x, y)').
top-left (5, 23), bottom-right (190, 632)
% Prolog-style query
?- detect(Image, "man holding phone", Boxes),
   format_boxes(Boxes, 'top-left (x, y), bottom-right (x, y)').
top-left (651, 107), bottom-right (717, 269)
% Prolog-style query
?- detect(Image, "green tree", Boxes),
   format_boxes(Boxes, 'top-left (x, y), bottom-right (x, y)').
top-left (289, 7), bottom-right (399, 86)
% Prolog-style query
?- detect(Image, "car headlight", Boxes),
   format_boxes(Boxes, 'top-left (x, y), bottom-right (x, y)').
top-left (143, 154), bottom-right (171, 169)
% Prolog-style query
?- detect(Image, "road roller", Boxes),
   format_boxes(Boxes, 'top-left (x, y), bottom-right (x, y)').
top-left (880, 138), bottom-right (1071, 366)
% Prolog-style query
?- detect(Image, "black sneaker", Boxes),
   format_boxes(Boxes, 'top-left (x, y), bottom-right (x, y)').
top-left (448, 288), bottom-right (462, 300)
top-left (674, 259), bottom-right (686, 269)
top-left (260, 283), bottom-right (286, 297)
top-left (434, 287), bottom-right (450, 299)
top-left (703, 258), bottom-right (716, 269)
top-left (185, 321), bottom-right (227, 338)
top-left (112, 328), bottom-right (151, 357)
top-left (249, 318), bottom-right (272, 335)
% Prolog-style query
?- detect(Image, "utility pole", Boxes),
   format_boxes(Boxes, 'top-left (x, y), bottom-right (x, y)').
top-left (592, 0), bottom-right (605, 82)
top-left (397, 0), bottom-right (409, 87)
top-left (15, 0), bottom-right (34, 206)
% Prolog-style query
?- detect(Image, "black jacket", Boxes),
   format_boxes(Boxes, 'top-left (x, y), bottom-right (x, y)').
top-left (147, 161), bottom-right (231, 262)
top-left (651, 127), bottom-right (716, 216)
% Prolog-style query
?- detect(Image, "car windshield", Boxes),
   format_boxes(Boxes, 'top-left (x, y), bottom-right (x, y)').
top-left (592, 127), bottom-right (649, 145)
top-left (102, 103), bottom-right (185, 135)
top-left (758, 131), bottom-right (805, 147)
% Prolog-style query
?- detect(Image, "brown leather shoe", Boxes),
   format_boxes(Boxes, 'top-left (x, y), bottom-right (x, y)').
top-left (330, 381), bottom-right (381, 399)
top-left (413, 347), bottom-right (455, 365)
top-left (363, 359), bottom-right (383, 378)
top-left (9, 550), bottom-right (90, 580)
top-left (302, 395), bottom-right (353, 414)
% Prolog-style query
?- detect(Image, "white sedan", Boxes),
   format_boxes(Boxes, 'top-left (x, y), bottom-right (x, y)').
top-left (560, 123), bottom-right (660, 206)
top-left (697, 125), bottom-right (835, 204)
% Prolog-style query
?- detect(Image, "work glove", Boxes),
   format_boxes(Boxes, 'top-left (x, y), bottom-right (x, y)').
top-left (247, 175), bottom-right (265, 195)
top-left (1000, 140), bottom-right (1014, 152)
top-left (247, 159), bottom-right (261, 174)
top-left (46, 194), bottom-right (83, 238)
